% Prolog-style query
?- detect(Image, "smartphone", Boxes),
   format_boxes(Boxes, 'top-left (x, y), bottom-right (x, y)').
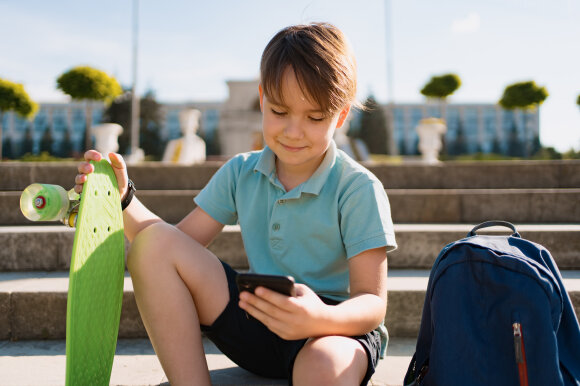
top-left (236, 273), bottom-right (296, 297)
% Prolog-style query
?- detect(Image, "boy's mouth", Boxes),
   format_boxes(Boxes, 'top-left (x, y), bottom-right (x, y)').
top-left (280, 143), bottom-right (307, 152)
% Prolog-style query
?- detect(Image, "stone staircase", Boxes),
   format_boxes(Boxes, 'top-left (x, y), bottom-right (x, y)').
top-left (1, 160), bottom-right (579, 385)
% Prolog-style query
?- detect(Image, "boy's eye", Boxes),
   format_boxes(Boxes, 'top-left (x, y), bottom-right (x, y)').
top-left (271, 108), bottom-right (286, 116)
top-left (309, 116), bottom-right (325, 122)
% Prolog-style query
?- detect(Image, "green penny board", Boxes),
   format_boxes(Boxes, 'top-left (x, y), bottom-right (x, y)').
top-left (66, 160), bottom-right (124, 386)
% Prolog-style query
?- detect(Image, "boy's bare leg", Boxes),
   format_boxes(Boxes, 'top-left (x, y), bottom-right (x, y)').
top-left (292, 336), bottom-right (368, 386)
top-left (127, 222), bottom-right (230, 386)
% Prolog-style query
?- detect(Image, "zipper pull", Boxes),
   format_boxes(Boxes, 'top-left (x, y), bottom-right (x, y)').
top-left (513, 323), bottom-right (523, 363)
top-left (513, 322), bottom-right (529, 386)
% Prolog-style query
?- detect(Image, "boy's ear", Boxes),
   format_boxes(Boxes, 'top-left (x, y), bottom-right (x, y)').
top-left (336, 105), bottom-right (351, 129)
top-left (258, 84), bottom-right (264, 112)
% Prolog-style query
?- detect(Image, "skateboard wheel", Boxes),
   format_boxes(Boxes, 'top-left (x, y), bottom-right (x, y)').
top-left (20, 183), bottom-right (69, 222)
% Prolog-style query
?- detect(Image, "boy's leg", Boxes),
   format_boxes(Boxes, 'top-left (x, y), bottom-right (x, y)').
top-left (127, 222), bottom-right (230, 386)
top-left (292, 336), bottom-right (369, 386)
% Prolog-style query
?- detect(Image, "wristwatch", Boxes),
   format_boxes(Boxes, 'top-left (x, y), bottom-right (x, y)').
top-left (121, 179), bottom-right (136, 211)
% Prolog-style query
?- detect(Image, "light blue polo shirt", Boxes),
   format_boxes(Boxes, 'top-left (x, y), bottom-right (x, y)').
top-left (194, 140), bottom-right (397, 301)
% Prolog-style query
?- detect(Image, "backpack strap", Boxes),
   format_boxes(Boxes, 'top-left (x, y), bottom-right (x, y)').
top-left (468, 220), bottom-right (521, 238)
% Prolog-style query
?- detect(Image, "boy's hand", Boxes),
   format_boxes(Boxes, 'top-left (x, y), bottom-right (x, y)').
top-left (238, 283), bottom-right (328, 340)
top-left (75, 151), bottom-right (130, 201)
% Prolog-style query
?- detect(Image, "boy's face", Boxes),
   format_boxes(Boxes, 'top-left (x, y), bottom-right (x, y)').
top-left (259, 68), bottom-right (350, 178)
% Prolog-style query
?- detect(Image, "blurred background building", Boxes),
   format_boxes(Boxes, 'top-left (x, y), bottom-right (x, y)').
top-left (1, 81), bottom-right (539, 160)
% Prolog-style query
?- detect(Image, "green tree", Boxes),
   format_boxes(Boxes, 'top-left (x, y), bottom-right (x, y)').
top-left (449, 118), bottom-right (468, 156)
top-left (103, 89), bottom-right (164, 158)
top-left (20, 125), bottom-right (34, 157)
top-left (420, 73), bottom-right (462, 121)
top-left (507, 120), bottom-right (524, 157)
top-left (499, 81), bottom-right (548, 157)
top-left (57, 66), bottom-right (122, 152)
top-left (491, 136), bottom-right (503, 155)
top-left (357, 96), bottom-right (389, 154)
top-left (57, 129), bottom-right (74, 158)
top-left (2, 137), bottom-right (13, 159)
top-left (39, 126), bottom-right (54, 154)
top-left (499, 81), bottom-right (548, 110)
top-left (577, 94), bottom-right (580, 108)
top-left (0, 78), bottom-right (38, 159)
top-left (203, 126), bottom-right (221, 156)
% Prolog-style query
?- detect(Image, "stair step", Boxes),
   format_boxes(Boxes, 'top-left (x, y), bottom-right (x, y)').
top-left (0, 336), bottom-right (416, 385)
top-left (3, 188), bottom-right (579, 226)
top-left (1, 270), bottom-right (579, 341)
top-left (2, 224), bottom-right (580, 271)
top-left (3, 160), bottom-right (579, 191)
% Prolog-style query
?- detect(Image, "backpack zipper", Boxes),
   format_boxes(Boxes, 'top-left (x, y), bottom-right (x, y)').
top-left (513, 322), bottom-right (529, 386)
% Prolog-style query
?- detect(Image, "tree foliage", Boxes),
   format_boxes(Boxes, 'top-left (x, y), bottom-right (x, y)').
top-left (357, 96), bottom-right (389, 154)
top-left (449, 120), bottom-right (468, 156)
top-left (40, 127), bottom-right (53, 154)
top-left (0, 78), bottom-right (38, 159)
top-left (577, 94), bottom-right (580, 107)
top-left (56, 66), bottom-right (122, 103)
top-left (2, 137), bottom-right (14, 159)
top-left (499, 81), bottom-right (548, 110)
top-left (56, 65), bottom-right (122, 151)
top-left (420, 73), bottom-right (462, 99)
top-left (0, 78), bottom-right (38, 117)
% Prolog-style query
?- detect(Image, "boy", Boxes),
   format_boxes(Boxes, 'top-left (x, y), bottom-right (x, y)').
top-left (75, 22), bottom-right (397, 385)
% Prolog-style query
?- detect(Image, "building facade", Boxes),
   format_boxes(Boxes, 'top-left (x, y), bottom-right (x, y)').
top-left (386, 102), bottom-right (540, 156)
top-left (1, 91), bottom-right (540, 158)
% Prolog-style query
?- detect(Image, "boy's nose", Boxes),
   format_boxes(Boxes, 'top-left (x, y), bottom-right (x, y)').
top-left (283, 120), bottom-right (304, 139)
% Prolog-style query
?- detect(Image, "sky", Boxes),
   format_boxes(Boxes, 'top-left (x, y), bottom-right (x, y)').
top-left (1, 0), bottom-right (579, 151)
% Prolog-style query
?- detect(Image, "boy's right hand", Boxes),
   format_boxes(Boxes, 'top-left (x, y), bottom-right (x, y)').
top-left (75, 150), bottom-right (130, 202)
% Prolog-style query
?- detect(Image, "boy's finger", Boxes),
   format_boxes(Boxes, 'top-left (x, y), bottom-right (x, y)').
top-left (254, 286), bottom-right (294, 306)
top-left (84, 150), bottom-right (102, 161)
top-left (76, 162), bottom-right (94, 174)
top-left (74, 174), bottom-right (87, 185)
top-left (109, 153), bottom-right (126, 170)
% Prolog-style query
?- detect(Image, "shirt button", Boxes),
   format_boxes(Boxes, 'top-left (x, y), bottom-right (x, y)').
top-left (278, 199), bottom-right (286, 204)
top-left (272, 223), bottom-right (280, 231)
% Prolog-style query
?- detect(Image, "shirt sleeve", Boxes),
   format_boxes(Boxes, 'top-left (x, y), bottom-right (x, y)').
top-left (339, 178), bottom-right (397, 259)
top-left (194, 156), bottom-right (240, 225)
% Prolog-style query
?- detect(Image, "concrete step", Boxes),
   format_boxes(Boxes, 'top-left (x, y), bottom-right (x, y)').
top-left (3, 188), bottom-right (580, 225)
top-left (0, 336), bottom-right (416, 385)
top-left (2, 160), bottom-right (580, 191)
top-left (2, 224), bottom-right (580, 272)
top-left (1, 270), bottom-right (579, 341)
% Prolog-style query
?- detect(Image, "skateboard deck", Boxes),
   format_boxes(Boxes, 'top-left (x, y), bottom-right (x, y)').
top-left (65, 160), bottom-right (125, 385)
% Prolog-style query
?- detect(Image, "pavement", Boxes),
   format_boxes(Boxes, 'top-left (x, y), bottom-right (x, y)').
top-left (0, 336), bottom-right (416, 386)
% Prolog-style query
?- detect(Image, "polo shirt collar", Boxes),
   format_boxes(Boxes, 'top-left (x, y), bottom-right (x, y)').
top-left (254, 140), bottom-right (337, 196)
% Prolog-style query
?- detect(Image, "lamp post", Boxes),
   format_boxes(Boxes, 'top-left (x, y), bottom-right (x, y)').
top-left (385, 0), bottom-right (394, 104)
top-left (384, 0), bottom-right (397, 154)
top-left (129, 0), bottom-right (141, 160)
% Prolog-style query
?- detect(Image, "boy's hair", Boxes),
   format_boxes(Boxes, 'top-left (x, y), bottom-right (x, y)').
top-left (260, 22), bottom-right (360, 115)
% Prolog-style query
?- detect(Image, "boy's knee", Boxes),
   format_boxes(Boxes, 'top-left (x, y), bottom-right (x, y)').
top-left (293, 337), bottom-right (367, 385)
top-left (127, 222), bottom-right (174, 273)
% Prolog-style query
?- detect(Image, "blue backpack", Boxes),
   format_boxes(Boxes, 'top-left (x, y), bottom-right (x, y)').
top-left (404, 221), bottom-right (580, 386)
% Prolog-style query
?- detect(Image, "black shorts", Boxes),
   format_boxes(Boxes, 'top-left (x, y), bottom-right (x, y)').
top-left (200, 261), bottom-right (381, 385)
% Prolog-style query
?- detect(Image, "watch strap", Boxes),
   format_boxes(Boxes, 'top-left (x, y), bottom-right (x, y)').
top-left (121, 179), bottom-right (136, 211)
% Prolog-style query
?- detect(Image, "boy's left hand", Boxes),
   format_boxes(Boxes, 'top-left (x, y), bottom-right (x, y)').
top-left (238, 284), bottom-right (327, 340)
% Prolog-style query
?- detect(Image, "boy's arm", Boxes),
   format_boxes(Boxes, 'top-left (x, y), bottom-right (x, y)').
top-left (175, 206), bottom-right (225, 247)
top-left (122, 197), bottom-right (163, 242)
top-left (123, 202), bottom-right (223, 247)
top-left (122, 200), bottom-right (224, 246)
top-left (239, 246), bottom-right (388, 340)
top-left (325, 246), bottom-right (388, 335)
top-left (76, 151), bottom-right (224, 245)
